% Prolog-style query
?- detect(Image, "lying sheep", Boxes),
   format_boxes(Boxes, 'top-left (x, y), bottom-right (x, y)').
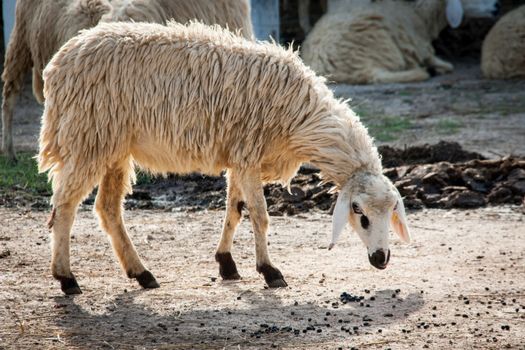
top-left (301, 0), bottom-right (500, 84)
top-left (1, 0), bottom-right (253, 162)
top-left (481, 5), bottom-right (525, 79)
top-left (39, 21), bottom-right (411, 295)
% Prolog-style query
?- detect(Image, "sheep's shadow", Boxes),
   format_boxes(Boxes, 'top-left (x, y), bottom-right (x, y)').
top-left (52, 285), bottom-right (424, 349)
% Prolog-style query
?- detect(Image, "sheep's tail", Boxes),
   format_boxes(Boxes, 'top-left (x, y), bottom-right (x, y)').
top-left (37, 100), bottom-right (62, 181)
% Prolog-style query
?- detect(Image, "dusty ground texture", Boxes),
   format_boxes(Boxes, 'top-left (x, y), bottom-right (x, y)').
top-left (0, 206), bottom-right (524, 349)
top-left (1, 62), bottom-right (524, 349)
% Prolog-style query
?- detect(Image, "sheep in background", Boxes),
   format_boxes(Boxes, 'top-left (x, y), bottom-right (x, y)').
top-left (101, 0), bottom-right (253, 38)
top-left (301, 0), bottom-right (501, 84)
top-left (481, 5), bottom-right (525, 79)
top-left (1, 0), bottom-right (253, 162)
top-left (1, 0), bottom-right (111, 162)
top-left (39, 21), bottom-right (410, 295)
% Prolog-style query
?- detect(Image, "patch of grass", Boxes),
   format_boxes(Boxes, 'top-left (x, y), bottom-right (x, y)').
top-left (0, 152), bottom-right (51, 195)
top-left (136, 170), bottom-right (156, 186)
top-left (353, 106), bottom-right (372, 119)
top-left (361, 115), bottom-right (413, 142)
top-left (435, 118), bottom-right (463, 134)
top-left (397, 91), bottom-right (413, 97)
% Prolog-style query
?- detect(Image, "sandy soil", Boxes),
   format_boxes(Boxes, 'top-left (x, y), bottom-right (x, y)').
top-left (0, 206), bottom-right (524, 349)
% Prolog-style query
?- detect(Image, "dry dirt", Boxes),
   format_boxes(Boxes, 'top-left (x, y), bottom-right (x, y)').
top-left (0, 206), bottom-right (524, 349)
top-left (1, 63), bottom-right (524, 349)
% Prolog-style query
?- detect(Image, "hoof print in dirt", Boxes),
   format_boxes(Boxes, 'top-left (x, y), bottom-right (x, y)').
top-left (136, 270), bottom-right (160, 289)
top-left (215, 252), bottom-right (241, 280)
top-left (58, 275), bottom-right (82, 295)
top-left (257, 264), bottom-right (288, 288)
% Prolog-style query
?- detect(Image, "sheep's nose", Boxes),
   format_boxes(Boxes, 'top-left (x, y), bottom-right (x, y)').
top-left (492, 2), bottom-right (501, 16)
top-left (368, 249), bottom-right (390, 270)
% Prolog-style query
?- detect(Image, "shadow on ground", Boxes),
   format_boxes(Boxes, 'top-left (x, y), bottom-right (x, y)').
top-left (52, 286), bottom-right (424, 348)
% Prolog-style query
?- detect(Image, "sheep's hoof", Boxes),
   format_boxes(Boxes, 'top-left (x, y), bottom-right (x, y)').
top-left (215, 252), bottom-right (241, 280)
top-left (267, 278), bottom-right (288, 288)
top-left (257, 264), bottom-right (288, 288)
top-left (57, 275), bottom-right (82, 295)
top-left (136, 270), bottom-right (160, 289)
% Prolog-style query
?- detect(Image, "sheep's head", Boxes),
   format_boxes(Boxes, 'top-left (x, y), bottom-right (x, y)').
top-left (461, 0), bottom-right (501, 18)
top-left (442, 0), bottom-right (500, 29)
top-left (330, 172), bottom-right (410, 270)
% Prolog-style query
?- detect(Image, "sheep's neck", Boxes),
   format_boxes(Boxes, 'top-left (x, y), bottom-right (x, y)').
top-left (414, 0), bottom-right (449, 39)
top-left (299, 108), bottom-right (383, 188)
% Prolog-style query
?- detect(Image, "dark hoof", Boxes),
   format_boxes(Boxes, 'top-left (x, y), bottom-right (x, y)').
top-left (136, 270), bottom-right (160, 289)
top-left (57, 275), bottom-right (82, 295)
top-left (257, 264), bottom-right (288, 288)
top-left (215, 252), bottom-right (241, 280)
top-left (267, 278), bottom-right (288, 288)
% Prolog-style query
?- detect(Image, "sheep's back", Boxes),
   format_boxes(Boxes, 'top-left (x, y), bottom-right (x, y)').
top-left (301, 3), bottom-right (433, 83)
top-left (481, 5), bottom-right (525, 79)
top-left (42, 22), bottom-right (324, 177)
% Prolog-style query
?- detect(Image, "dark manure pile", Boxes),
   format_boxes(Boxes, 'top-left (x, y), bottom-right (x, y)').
top-left (4, 142), bottom-right (521, 212)
top-left (126, 141), bottom-right (524, 213)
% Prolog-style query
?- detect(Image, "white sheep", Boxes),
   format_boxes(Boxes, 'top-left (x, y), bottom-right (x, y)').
top-left (1, 0), bottom-right (111, 162)
top-left (39, 21), bottom-right (411, 295)
top-left (1, 0), bottom-right (253, 162)
top-left (301, 0), bottom-right (500, 84)
top-left (481, 5), bottom-right (525, 79)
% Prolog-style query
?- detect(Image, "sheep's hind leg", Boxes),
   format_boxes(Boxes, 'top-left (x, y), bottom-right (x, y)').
top-left (50, 169), bottom-right (96, 295)
top-left (1, 28), bottom-right (32, 162)
top-left (239, 169), bottom-right (288, 288)
top-left (95, 163), bottom-right (159, 289)
top-left (215, 170), bottom-right (243, 280)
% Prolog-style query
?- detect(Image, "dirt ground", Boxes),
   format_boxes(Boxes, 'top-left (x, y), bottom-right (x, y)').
top-left (0, 206), bottom-right (524, 349)
top-left (1, 63), bottom-right (525, 349)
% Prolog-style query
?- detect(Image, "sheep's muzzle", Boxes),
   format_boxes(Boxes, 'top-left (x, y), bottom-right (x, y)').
top-left (368, 249), bottom-right (390, 270)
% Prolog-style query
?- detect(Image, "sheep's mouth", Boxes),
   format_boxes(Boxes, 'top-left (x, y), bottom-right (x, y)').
top-left (368, 249), bottom-right (390, 270)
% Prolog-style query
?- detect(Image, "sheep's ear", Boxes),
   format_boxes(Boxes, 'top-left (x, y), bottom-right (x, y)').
top-left (329, 191), bottom-right (350, 249)
top-left (391, 199), bottom-right (411, 243)
top-left (446, 0), bottom-right (464, 28)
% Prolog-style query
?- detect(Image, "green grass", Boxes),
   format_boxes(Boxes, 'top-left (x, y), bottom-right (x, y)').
top-left (136, 170), bottom-right (156, 186)
top-left (361, 115), bottom-right (413, 142)
top-left (435, 118), bottom-right (463, 134)
top-left (0, 152), bottom-right (158, 195)
top-left (0, 152), bottom-right (51, 195)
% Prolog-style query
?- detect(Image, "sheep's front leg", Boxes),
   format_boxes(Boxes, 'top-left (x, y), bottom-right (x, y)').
top-left (239, 169), bottom-right (288, 288)
top-left (429, 56), bottom-right (454, 75)
top-left (215, 170), bottom-right (243, 280)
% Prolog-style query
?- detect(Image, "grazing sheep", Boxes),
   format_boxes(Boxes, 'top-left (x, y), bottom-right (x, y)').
top-left (39, 21), bottom-right (410, 295)
top-left (301, 0), bottom-right (501, 84)
top-left (1, 0), bottom-right (253, 162)
top-left (481, 5), bottom-right (525, 79)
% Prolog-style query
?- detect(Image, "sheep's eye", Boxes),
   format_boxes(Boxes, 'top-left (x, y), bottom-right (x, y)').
top-left (360, 215), bottom-right (370, 229)
top-left (352, 202), bottom-right (362, 214)
top-left (394, 202), bottom-right (398, 211)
